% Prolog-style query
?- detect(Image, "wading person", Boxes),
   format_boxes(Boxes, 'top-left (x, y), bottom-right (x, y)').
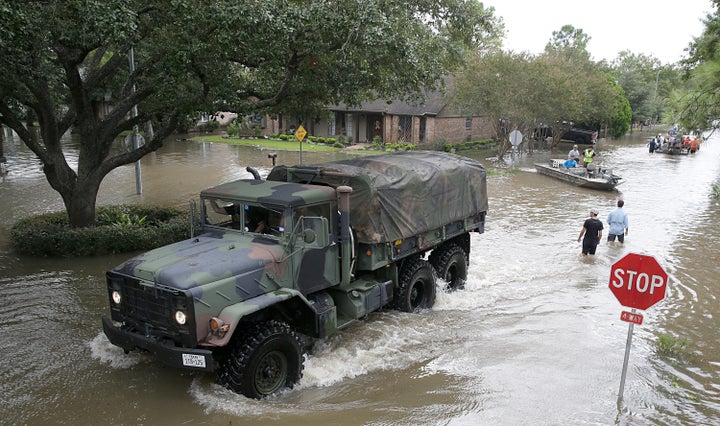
top-left (607, 199), bottom-right (628, 245)
top-left (648, 137), bottom-right (657, 153)
top-left (577, 208), bottom-right (603, 256)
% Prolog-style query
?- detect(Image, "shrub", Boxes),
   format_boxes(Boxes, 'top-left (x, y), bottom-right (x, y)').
top-left (446, 139), bottom-right (496, 152)
top-left (11, 205), bottom-right (190, 257)
top-left (279, 134), bottom-right (289, 140)
top-left (656, 334), bottom-right (688, 358)
top-left (226, 124), bottom-right (239, 137)
top-left (197, 119), bottom-right (220, 133)
top-left (372, 136), bottom-right (384, 150)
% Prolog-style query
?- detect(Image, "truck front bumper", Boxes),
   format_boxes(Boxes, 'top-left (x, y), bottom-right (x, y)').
top-left (102, 316), bottom-right (216, 372)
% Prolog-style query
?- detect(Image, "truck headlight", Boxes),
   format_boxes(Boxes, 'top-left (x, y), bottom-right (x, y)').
top-left (111, 291), bottom-right (122, 305)
top-left (174, 310), bottom-right (187, 325)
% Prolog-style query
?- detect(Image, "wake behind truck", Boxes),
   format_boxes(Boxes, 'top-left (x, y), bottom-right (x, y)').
top-left (102, 151), bottom-right (487, 398)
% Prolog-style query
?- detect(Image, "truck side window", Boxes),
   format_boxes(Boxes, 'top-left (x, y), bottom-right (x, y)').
top-left (205, 198), bottom-right (240, 228)
top-left (244, 205), bottom-right (266, 233)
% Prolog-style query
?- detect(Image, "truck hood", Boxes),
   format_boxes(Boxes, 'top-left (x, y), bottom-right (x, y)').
top-left (112, 230), bottom-right (284, 291)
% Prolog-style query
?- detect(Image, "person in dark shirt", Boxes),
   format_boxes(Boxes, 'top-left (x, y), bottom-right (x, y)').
top-left (577, 208), bottom-right (603, 256)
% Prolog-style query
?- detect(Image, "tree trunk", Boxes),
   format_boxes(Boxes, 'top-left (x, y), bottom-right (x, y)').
top-left (63, 178), bottom-right (102, 228)
top-left (37, 153), bottom-right (102, 228)
top-left (496, 138), bottom-right (511, 161)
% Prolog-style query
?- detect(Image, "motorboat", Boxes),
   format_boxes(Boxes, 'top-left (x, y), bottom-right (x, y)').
top-left (534, 159), bottom-right (622, 191)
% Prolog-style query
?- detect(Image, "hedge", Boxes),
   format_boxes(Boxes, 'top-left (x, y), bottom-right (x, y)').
top-left (10, 205), bottom-right (191, 257)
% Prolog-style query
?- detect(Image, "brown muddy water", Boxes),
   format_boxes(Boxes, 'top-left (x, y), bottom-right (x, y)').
top-left (1, 130), bottom-right (719, 425)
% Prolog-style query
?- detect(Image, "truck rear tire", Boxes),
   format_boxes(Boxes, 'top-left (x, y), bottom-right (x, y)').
top-left (429, 243), bottom-right (468, 291)
top-left (217, 320), bottom-right (303, 399)
top-left (396, 258), bottom-right (436, 312)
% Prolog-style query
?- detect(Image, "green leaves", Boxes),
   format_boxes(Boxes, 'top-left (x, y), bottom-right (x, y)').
top-left (450, 49), bottom-right (625, 156)
top-left (0, 0), bottom-right (503, 228)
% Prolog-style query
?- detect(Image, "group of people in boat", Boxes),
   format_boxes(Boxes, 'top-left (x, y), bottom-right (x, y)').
top-left (561, 144), bottom-right (598, 176)
top-left (648, 129), bottom-right (702, 154)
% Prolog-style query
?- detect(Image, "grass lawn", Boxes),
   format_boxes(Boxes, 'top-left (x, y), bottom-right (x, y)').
top-left (189, 135), bottom-right (341, 152)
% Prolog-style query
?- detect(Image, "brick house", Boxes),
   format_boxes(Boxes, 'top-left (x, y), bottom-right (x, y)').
top-left (265, 83), bottom-right (494, 146)
top-left (211, 80), bottom-right (495, 146)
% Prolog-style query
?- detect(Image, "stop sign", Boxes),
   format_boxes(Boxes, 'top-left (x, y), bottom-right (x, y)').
top-left (609, 253), bottom-right (668, 310)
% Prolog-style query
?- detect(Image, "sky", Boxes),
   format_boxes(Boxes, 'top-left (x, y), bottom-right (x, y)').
top-left (482, 0), bottom-right (716, 64)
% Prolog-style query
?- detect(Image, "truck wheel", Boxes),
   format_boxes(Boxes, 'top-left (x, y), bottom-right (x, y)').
top-left (429, 243), bottom-right (468, 291)
top-left (217, 320), bottom-right (303, 399)
top-left (397, 258), bottom-right (436, 312)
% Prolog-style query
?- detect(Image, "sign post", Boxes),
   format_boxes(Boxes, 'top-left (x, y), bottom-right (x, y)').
top-left (509, 130), bottom-right (522, 167)
top-left (609, 253), bottom-right (668, 402)
top-left (294, 125), bottom-right (307, 165)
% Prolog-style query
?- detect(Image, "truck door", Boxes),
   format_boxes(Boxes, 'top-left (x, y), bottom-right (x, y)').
top-left (292, 204), bottom-right (340, 294)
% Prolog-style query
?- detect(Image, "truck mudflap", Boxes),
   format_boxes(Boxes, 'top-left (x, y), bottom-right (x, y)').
top-left (102, 316), bottom-right (216, 372)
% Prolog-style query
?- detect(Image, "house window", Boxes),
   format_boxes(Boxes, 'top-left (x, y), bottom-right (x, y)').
top-left (398, 115), bottom-right (412, 142)
top-left (249, 112), bottom-right (263, 128)
top-left (465, 117), bottom-right (472, 131)
top-left (334, 112), bottom-right (346, 136)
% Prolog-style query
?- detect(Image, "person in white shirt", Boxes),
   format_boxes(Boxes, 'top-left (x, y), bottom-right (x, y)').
top-left (607, 199), bottom-right (629, 244)
top-left (568, 145), bottom-right (580, 161)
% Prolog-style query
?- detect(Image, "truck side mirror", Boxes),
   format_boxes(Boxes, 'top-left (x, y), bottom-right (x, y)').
top-left (299, 217), bottom-right (329, 247)
top-left (302, 229), bottom-right (317, 243)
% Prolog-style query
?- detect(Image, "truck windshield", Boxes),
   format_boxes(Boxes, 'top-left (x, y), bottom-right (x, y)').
top-left (203, 198), bottom-right (285, 236)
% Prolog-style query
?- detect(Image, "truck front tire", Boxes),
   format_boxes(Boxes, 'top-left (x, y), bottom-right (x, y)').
top-left (429, 243), bottom-right (468, 291)
top-left (397, 258), bottom-right (436, 312)
top-left (217, 320), bottom-right (304, 399)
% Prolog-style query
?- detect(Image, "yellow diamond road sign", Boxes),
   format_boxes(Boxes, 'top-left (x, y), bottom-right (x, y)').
top-left (294, 125), bottom-right (307, 142)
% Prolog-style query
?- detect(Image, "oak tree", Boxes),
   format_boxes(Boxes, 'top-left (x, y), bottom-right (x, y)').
top-left (0, 0), bottom-right (501, 227)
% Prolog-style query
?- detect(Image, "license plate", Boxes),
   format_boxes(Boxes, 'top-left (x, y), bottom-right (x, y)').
top-left (182, 353), bottom-right (206, 368)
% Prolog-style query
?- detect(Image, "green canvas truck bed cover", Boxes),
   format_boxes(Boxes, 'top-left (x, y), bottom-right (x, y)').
top-left (266, 151), bottom-right (488, 244)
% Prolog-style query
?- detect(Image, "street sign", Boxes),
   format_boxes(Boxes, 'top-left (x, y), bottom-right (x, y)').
top-left (294, 125), bottom-right (307, 142)
top-left (610, 252), bottom-right (668, 403)
top-left (609, 253), bottom-right (668, 311)
top-left (509, 130), bottom-right (522, 146)
top-left (620, 310), bottom-right (643, 325)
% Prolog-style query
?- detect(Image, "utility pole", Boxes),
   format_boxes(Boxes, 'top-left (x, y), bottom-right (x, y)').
top-left (653, 69), bottom-right (661, 124)
top-left (129, 47), bottom-right (142, 195)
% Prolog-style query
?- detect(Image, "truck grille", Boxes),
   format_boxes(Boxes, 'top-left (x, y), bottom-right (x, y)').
top-left (107, 272), bottom-right (196, 346)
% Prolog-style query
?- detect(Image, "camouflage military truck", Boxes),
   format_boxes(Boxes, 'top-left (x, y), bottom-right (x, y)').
top-left (102, 151), bottom-right (487, 398)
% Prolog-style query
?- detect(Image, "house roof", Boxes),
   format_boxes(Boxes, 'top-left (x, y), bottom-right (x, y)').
top-left (330, 79), bottom-right (451, 116)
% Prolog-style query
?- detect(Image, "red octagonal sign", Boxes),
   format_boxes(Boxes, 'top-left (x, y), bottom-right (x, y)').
top-left (609, 253), bottom-right (668, 310)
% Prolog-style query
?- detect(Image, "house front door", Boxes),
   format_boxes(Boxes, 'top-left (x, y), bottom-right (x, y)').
top-left (369, 114), bottom-right (383, 140)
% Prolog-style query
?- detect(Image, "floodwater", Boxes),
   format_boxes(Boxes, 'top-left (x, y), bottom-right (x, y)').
top-left (1, 130), bottom-right (719, 425)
